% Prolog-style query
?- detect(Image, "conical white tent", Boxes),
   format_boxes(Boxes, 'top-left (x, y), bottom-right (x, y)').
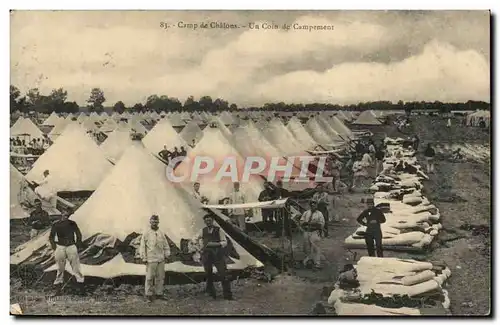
top-left (262, 119), bottom-right (308, 156)
top-left (26, 124), bottom-right (113, 192)
top-left (180, 120), bottom-right (204, 145)
top-left (76, 113), bottom-right (87, 123)
top-left (305, 118), bottom-right (334, 145)
top-left (286, 117), bottom-right (317, 150)
top-left (232, 120), bottom-right (284, 159)
top-left (150, 111), bottom-right (160, 120)
top-left (352, 110), bottom-right (382, 125)
top-left (330, 116), bottom-right (353, 139)
top-left (42, 112), bottom-right (61, 126)
top-left (142, 118), bottom-right (188, 157)
top-left (207, 116), bottom-right (233, 140)
top-left (11, 143), bottom-right (262, 277)
top-left (100, 128), bottom-right (134, 163)
top-left (232, 121), bottom-right (307, 178)
top-left (315, 117), bottom-right (345, 143)
top-left (175, 127), bottom-right (264, 203)
top-left (128, 120), bottom-right (148, 135)
top-left (10, 117), bottom-right (45, 139)
top-left (219, 111), bottom-right (236, 126)
top-left (168, 113), bottom-right (186, 127)
top-left (10, 165), bottom-right (38, 219)
top-left (48, 119), bottom-right (76, 141)
top-left (99, 118), bottom-right (118, 133)
top-left (80, 118), bottom-right (99, 132)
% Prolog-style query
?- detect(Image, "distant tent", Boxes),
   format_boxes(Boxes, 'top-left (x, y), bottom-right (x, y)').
top-left (42, 112), bottom-right (61, 126)
top-left (175, 127), bottom-right (264, 203)
top-left (10, 117), bottom-right (45, 139)
top-left (329, 116), bottom-right (354, 139)
top-left (207, 116), bottom-right (233, 140)
top-left (76, 113), bottom-right (87, 123)
top-left (262, 119), bottom-right (309, 157)
top-left (100, 128), bottom-right (134, 163)
top-left (168, 113), bottom-right (186, 127)
top-left (99, 118), bottom-right (118, 133)
top-left (180, 120), bottom-right (204, 145)
top-left (80, 118), bottom-right (100, 132)
top-left (142, 118), bottom-right (188, 158)
top-left (26, 124), bottom-right (113, 192)
top-left (286, 117), bottom-right (317, 150)
top-left (315, 117), bottom-right (345, 143)
top-left (232, 121), bottom-right (307, 178)
top-left (219, 111), bottom-right (236, 126)
top-left (128, 120), bottom-right (148, 135)
top-left (11, 143), bottom-right (263, 278)
top-left (48, 119), bottom-right (75, 141)
top-left (352, 110), bottom-right (383, 125)
top-left (10, 165), bottom-right (38, 219)
top-left (150, 111), bottom-right (160, 120)
top-left (305, 118), bottom-right (333, 145)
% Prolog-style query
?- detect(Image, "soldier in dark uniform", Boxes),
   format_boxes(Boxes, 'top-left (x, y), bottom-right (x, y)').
top-left (356, 198), bottom-right (386, 257)
top-left (192, 214), bottom-right (233, 300)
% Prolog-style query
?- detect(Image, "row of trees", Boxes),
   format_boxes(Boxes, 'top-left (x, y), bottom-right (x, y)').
top-left (11, 85), bottom-right (490, 115)
top-left (10, 86), bottom-right (106, 114)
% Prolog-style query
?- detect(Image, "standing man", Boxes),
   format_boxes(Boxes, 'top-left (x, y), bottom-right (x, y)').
top-left (28, 199), bottom-right (50, 239)
top-left (312, 185), bottom-right (330, 237)
top-left (294, 201), bottom-right (325, 270)
top-left (191, 214), bottom-right (233, 300)
top-left (374, 144), bottom-right (386, 176)
top-left (424, 143), bottom-right (436, 174)
top-left (193, 182), bottom-right (209, 204)
top-left (139, 215), bottom-right (171, 303)
top-left (35, 169), bottom-right (57, 208)
top-left (356, 198), bottom-right (386, 258)
top-left (49, 211), bottom-right (85, 295)
top-left (330, 156), bottom-right (342, 192)
top-left (229, 182), bottom-right (247, 232)
top-left (258, 182), bottom-right (275, 232)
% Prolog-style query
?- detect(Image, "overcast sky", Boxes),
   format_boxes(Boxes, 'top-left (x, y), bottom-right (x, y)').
top-left (10, 10), bottom-right (490, 106)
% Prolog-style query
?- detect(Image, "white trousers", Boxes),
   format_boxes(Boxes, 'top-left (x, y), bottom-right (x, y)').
top-left (302, 231), bottom-right (322, 267)
top-left (145, 261), bottom-right (165, 296)
top-left (54, 245), bottom-right (84, 284)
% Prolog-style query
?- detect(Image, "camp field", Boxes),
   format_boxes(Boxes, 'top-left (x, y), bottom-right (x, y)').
top-left (10, 115), bottom-right (491, 316)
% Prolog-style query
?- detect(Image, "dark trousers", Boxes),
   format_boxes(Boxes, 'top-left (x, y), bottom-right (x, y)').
top-left (364, 229), bottom-right (383, 257)
top-left (274, 210), bottom-right (291, 237)
top-left (317, 203), bottom-right (329, 237)
top-left (262, 211), bottom-right (274, 232)
top-left (202, 250), bottom-right (232, 298)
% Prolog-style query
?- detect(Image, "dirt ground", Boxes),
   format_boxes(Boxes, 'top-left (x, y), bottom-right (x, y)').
top-left (10, 115), bottom-right (491, 316)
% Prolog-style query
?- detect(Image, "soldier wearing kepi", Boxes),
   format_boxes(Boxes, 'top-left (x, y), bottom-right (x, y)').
top-left (356, 198), bottom-right (386, 257)
top-left (139, 214), bottom-right (171, 303)
top-left (192, 214), bottom-right (233, 300)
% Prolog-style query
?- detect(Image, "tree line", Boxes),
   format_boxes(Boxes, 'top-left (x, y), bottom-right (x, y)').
top-left (10, 85), bottom-right (490, 115)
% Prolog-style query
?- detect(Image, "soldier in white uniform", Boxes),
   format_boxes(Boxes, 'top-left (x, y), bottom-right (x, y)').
top-left (295, 201), bottom-right (325, 269)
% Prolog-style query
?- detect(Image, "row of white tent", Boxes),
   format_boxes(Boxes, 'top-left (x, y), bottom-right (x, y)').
top-left (18, 113), bottom-right (356, 202)
top-left (10, 108), bottom-right (386, 147)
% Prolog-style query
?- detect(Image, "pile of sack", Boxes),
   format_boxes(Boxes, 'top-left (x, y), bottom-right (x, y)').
top-left (328, 257), bottom-right (451, 315)
top-left (344, 137), bottom-right (442, 252)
